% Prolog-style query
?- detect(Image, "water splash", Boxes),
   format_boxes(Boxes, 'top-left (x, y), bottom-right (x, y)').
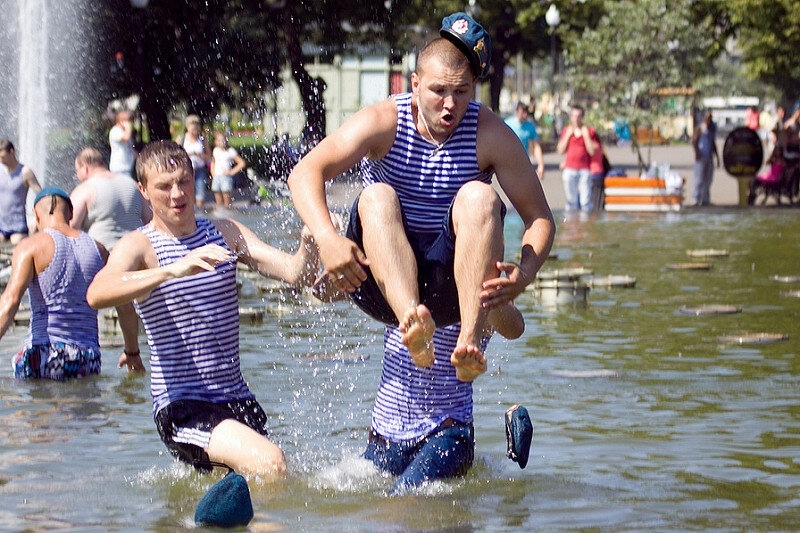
top-left (17, 0), bottom-right (49, 183)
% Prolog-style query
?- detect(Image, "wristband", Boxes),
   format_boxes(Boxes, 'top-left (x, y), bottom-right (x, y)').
top-left (124, 350), bottom-right (141, 358)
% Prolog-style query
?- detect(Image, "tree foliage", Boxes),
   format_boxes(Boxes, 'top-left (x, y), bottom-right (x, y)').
top-left (725, 0), bottom-right (800, 103)
top-left (96, 0), bottom-right (284, 139)
top-left (569, 0), bottom-right (731, 122)
top-left (93, 0), bottom-right (798, 146)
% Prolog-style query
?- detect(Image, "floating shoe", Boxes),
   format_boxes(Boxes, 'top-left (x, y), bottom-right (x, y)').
top-left (505, 404), bottom-right (533, 469)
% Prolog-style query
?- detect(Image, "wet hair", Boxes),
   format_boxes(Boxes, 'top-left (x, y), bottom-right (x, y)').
top-left (417, 38), bottom-right (473, 78)
top-left (0, 139), bottom-right (14, 152)
top-left (135, 140), bottom-right (192, 186)
top-left (75, 147), bottom-right (106, 168)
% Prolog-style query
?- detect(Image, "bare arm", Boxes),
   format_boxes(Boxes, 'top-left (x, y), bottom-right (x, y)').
top-left (583, 128), bottom-right (597, 156)
top-left (115, 302), bottom-right (145, 373)
top-left (87, 230), bottom-right (232, 309)
top-left (228, 153), bottom-right (246, 176)
top-left (119, 120), bottom-right (133, 142)
top-left (530, 140), bottom-right (545, 179)
top-left (86, 239), bottom-right (145, 373)
top-left (201, 138), bottom-right (212, 162)
top-left (69, 183), bottom-right (91, 230)
top-left (0, 241), bottom-right (36, 339)
top-left (287, 99), bottom-right (396, 287)
top-left (478, 109), bottom-right (556, 307)
top-left (556, 126), bottom-right (571, 154)
top-left (216, 218), bottom-right (319, 287)
top-left (22, 167), bottom-right (41, 195)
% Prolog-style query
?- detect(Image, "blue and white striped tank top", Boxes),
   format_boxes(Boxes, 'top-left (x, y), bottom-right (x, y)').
top-left (27, 229), bottom-right (104, 351)
top-left (360, 93), bottom-right (492, 233)
top-left (371, 324), bottom-right (490, 442)
top-left (135, 218), bottom-right (252, 416)
top-left (0, 164), bottom-right (29, 234)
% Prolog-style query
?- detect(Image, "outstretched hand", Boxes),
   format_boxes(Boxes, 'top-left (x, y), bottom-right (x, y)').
top-left (166, 244), bottom-right (233, 279)
top-left (479, 261), bottom-right (530, 310)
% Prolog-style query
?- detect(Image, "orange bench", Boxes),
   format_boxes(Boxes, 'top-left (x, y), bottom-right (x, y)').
top-left (604, 176), bottom-right (684, 211)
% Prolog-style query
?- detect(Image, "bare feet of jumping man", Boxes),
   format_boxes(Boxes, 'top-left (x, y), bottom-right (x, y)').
top-left (399, 304), bottom-right (436, 368)
top-left (451, 344), bottom-right (487, 382)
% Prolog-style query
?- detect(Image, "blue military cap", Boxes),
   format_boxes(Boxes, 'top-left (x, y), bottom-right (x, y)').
top-left (440, 12), bottom-right (492, 80)
top-left (194, 470), bottom-right (254, 528)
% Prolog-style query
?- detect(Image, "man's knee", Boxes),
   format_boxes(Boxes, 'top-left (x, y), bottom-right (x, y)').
top-left (208, 419), bottom-right (287, 476)
top-left (359, 183), bottom-right (399, 209)
top-left (358, 183), bottom-right (403, 227)
top-left (453, 181), bottom-right (501, 222)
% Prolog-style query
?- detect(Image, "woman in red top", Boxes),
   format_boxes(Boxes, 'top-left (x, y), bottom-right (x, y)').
top-left (556, 105), bottom-right (598, 212)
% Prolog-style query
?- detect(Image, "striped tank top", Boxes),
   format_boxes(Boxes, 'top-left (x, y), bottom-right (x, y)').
top-left (0, 163), bottom-right (29, 233)
top-left (26, 229), bottom-right (104, 351)
top-left (360, 93), bottom-right (492, 233)
top-left (371, 324), bottom-right (490, 442)
top-left (135, 218), bottom-right (252, 416)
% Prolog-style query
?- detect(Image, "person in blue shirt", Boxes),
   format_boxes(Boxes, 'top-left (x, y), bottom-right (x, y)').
top-left (504, 102), bottom-right (545, 180)
top-left (691, 110), bottom-right (720, 206)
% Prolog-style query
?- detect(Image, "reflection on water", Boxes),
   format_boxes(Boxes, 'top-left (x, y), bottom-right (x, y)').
top-left (1, 206), bottom-right (799, 530)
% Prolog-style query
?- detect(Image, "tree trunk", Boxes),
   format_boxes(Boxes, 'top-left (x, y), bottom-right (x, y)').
top-left (488, 53), bottom-right (504, 112)
top-left (282, 7), bottom-right (326, 141)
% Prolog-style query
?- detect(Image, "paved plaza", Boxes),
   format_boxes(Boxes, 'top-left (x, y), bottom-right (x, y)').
top-left (539, 140), bottom-right (744, 211)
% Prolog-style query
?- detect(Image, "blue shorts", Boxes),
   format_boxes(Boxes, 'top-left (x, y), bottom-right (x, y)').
top-left (12, 343), bottom-right (101, 380)
top-left (211, 174), bottom-right (233, 193)
top-left (363, 418), bottom-right (474, 494)
top-left (194, 166), bottom-right (209, 201)
top-left (155, 398), bottom-right (269, 472)
top-left (0, 228), bottom-right (27, 239)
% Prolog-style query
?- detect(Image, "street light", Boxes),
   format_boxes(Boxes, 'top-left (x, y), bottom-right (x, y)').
top-left (545, 4), bottom-right (560, 139)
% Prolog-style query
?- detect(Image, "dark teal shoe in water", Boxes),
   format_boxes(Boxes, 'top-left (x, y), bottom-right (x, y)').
top-left (195, 469), bottom-right (254, 528)
top-left (505, 405), bottom-right (533, 469)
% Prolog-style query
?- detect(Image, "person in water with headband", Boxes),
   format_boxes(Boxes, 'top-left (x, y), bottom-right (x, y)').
top-left (0, 186), bottom-right (141, 379)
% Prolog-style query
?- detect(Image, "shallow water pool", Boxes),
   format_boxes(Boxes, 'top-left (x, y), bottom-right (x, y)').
top-left (1, 205), bottom-right (798, 531)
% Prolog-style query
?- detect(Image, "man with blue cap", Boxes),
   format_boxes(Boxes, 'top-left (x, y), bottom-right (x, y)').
top-left (0, 186), bottom-right (141, 378)
top-left (291, 12), bottom-right (552, 492)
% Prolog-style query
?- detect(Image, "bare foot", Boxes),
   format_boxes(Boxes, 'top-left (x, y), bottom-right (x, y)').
top-left (399, 305), bottom-right (436, 368)
top-left (486, 302), bottom-right (525, 339)
top-left (451, 344), bottom-right (487, 382)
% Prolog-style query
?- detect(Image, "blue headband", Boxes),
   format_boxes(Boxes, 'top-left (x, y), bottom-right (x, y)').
top-left (34, 186), bottom-right (72, 208)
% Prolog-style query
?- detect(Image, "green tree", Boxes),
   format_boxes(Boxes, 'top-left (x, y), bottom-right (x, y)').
top-left (569, 0), bottom-right (729, 120)
top-left (726, 0), bottom-right (800, 103)
top-left (96, 0), bottom-right (284, 140)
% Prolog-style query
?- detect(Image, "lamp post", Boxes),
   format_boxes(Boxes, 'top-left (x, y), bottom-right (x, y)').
top-left (545, 4), bottom-right (560, 140)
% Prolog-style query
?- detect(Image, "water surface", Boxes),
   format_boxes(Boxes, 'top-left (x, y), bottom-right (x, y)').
top-left (1, 206), bottom-right (798, 531)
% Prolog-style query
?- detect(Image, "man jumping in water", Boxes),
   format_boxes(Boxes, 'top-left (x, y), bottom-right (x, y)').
top-left (289, 13), bottom-right (554, 382)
